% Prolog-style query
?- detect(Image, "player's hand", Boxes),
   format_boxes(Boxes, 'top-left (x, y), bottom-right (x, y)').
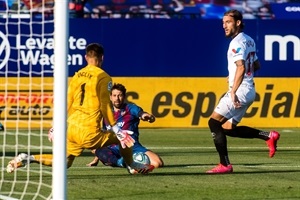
top-left (86, 156), bottom-right (99, 167)
top-left (145, 115), bottom-right (155, 123)
top-left (140, 113), bottom-right (155, 123)
top-left (231, 92), bottom-right (241, 108)
top-left (48, 127), bottom-right (54, 142)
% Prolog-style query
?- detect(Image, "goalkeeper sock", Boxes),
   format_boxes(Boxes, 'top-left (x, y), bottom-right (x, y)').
top-left (33, 154), bottom-right (53, 166)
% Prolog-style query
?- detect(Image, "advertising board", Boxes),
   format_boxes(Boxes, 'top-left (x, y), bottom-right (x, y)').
top-left (0, 19), bottom-right (299, 128)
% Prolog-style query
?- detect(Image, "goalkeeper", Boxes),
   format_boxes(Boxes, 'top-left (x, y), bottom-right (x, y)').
top-left (86, 83), bottom-right (164, 170)
top-left (7, 43), bottom-right (154, 175)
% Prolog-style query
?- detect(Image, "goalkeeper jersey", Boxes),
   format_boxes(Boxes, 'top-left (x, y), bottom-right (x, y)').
top-left (67, 64), bottom-right (116, 131)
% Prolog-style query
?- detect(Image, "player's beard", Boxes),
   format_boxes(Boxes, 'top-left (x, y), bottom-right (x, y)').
top-left (225, 27), bottom-right (239, 38)
top-left (113, 101), bottom-right (122, 109)
top-left (225, 29), bottom-right (234, 38)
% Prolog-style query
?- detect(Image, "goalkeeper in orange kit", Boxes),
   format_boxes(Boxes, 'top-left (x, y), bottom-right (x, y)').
top-left (6, 43), bottom-right (154, 175)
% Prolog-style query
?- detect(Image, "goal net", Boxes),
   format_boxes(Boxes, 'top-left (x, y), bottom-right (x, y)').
top-left (0, 1), bottom-right (67, 199)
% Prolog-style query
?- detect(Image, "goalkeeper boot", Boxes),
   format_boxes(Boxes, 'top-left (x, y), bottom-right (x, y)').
top-left (127, 162), bottom-right (154, 175)
top-left (206, 163), bottom-right (233, 174)
top-left (6, 153), bottom-right (34, 173)
top-left (266, 131), bottom-right (280, 158)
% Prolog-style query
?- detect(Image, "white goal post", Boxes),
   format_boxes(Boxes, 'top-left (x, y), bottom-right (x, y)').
top-left (0, 1), bottom-right (68, 199)
top-left (53, 1), bottom-right (68, 200)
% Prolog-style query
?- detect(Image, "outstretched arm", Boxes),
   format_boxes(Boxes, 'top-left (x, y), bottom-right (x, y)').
top-left (139, 112), bottom-right (155, 123)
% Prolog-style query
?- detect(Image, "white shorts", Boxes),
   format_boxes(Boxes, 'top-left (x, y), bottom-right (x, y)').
top-left (214, 84), bottom-right (256, 124)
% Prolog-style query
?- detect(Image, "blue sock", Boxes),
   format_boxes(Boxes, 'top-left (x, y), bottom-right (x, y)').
top-left (117, 158), bottom-right (125, 168)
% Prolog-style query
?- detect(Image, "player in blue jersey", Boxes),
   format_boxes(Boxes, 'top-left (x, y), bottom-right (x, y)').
top-left (87, 83), bottom-right (164, 169)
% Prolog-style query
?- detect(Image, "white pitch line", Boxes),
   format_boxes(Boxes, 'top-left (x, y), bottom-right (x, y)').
top-left (1, 146), bottom-right (300, 150)
top-left (27, 164), bottom-right (300, 170)
top-left (0, 195), bottom-right (19, 200)
top-left (147, 146), bottom-right (300, 150)
top-left (184, 165), bottom-right (300, 169)
top-left (1, 164), bottom-right (300, 172)
top-left (240, 165), bottom-right (300, 168)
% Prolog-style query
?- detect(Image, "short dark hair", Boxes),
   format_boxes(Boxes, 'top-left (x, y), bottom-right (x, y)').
top-left (111, 83), bottom-right (127, 96)
top-left (224, 9), bottom-right (245, 30)
top-left (86, 43), bottom-right (104, 58)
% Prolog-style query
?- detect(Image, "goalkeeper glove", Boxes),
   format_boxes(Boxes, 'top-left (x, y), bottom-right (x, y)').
top-left (112, 125), bottom-right (135, 148)
top-left (48, 127), bottom-right (54, 142)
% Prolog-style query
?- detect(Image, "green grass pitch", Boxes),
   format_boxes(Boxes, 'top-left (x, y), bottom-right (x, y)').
top-left (1, 128), bottom-right (300, 200)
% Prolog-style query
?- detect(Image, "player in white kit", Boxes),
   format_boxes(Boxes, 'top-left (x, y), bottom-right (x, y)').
top-left (206, 9), bottom-right (280, 174)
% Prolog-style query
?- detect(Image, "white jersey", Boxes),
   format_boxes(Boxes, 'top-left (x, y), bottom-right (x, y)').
top-left (227, 32), bottom-right (258, 88)
top-left (215, 32), bottom-right (258, 123)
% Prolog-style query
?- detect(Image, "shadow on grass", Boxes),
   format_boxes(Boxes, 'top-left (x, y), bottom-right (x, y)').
top-left (2, 148), bottom-right (298, 157)
top-left (66, 162), bottom-right (300, 179)
top-left (66, 168), bottom-right (300, 179)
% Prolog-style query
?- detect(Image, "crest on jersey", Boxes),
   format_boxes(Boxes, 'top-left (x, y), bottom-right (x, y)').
top-left (232, 47), bottom-right (241, 54)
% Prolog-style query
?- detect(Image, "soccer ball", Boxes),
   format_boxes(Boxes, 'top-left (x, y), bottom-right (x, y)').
top-left (133, 152), bottom-right (150, 165)
top-left (127, 152), bottom-right (151, 174)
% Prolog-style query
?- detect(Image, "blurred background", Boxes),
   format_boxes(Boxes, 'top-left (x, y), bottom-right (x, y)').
top-left (1, 0), bottom-right (300, 19)
top-left (1, 0), bottom-right (300, 128)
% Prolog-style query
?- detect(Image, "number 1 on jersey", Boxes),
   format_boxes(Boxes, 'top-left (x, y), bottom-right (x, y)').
top-left (80, 83), bottom-right (86, 106)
